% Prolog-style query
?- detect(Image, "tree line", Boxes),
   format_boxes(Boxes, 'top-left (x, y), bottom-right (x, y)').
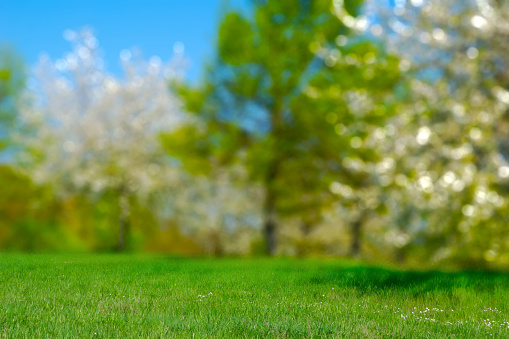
top-left (1, 0), bottom-right (508, 267)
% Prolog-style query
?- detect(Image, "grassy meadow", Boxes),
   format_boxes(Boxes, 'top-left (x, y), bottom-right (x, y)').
top-left (1, 253), bottom-right (508, 338)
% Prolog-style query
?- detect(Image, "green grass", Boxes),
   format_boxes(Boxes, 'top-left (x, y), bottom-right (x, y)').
top-left (1, 254), bottom-right (508, 338)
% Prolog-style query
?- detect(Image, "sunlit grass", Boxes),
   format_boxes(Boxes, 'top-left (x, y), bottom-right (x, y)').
top-left (1, 253), bottom-right (508, 337)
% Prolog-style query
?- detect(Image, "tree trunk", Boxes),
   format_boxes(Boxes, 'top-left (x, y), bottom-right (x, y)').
top-left (349, 217), bottom-right (362, 258)
top-left (263, 218), bottom-right (276, 256)
top-left (263, 152), bottom-right (279, 256)
top-left (117, 193), bottom-right (129, 251)
top-left (209, 229), bottom-right (223, 256)
top-left (396, 248), bottom-right (406, 264)
top-left (263, 194), bottom-right (277, 256)
top-left (262, 96), bottom-right (283, 256)
top-left (296, 221), bottom-right (312, 257)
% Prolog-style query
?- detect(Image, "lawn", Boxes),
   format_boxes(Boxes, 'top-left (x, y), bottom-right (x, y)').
top-left (0, 254), bottom-right (508, 338)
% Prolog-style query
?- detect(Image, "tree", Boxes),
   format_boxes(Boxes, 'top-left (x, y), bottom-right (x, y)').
top-left (17, 29), bottom-right (184, 250)
top-left (166, 0), bottom-right (401, 255)
top-left (170, 165), bottom-right (263, 255)
top-left (371, 0), bottom-right (509, 265)
top-left (0, 164), bottom-right (68, 251)
top-left (0, 46), bottom-right (25, 154)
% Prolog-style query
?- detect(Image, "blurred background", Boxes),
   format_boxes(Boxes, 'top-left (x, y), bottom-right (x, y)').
top-left (1, 0), bottom-right (509, 268)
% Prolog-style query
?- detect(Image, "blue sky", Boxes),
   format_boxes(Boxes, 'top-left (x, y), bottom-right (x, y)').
top-left (0, 0), bottom-right (246, 82)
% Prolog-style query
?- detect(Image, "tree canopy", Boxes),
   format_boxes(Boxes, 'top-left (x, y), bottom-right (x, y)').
top-left (17, 29), bottom-right (185, 250)
top-left (0, 46), bottom-right (25, 153)
top-left (164, 0), bottom-right (402, 255)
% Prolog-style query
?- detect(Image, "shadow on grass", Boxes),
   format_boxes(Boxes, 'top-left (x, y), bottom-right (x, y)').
top-left (308, 266), bottom-right (509, 295)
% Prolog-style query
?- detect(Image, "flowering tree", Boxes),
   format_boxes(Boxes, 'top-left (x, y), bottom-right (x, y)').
top-left (370, 0), bottom-right (509, 265)
top-left (170, 165), bottom-right (263, 255)
top-left (17, 29), bottom-right (185, 250)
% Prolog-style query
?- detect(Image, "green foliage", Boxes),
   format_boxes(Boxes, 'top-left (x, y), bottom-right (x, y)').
top-left (0, 46), bottom-right (25, 152)
top-left (218, 13), bottom-right (255, 65)
top-left (160, 123), bottom-right (246, 175)
top-left (166, 0), bottom-right (401, 254)
top-left (0, 165), bottom-right (73, 251)
top-left (0, 165), bottom-right (202, 253)
top-left (4, 0), bottom-right (507, 266)
top-left (1, 254), bottom-right (509, 337)
top-left (0, 69), bottom-right (10, 81)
